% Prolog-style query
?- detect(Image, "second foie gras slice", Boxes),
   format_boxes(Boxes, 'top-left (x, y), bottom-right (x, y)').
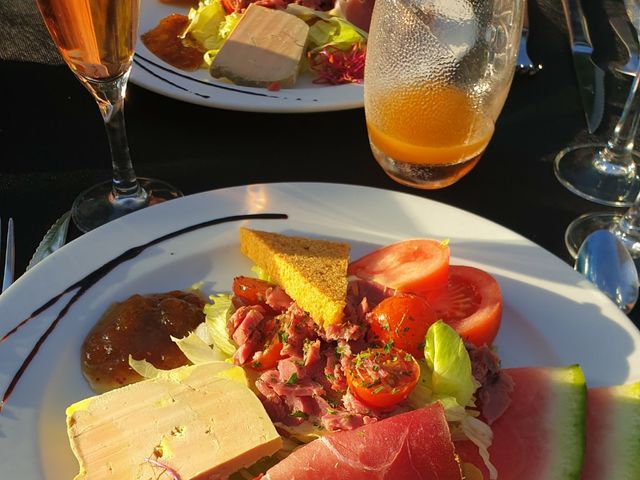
top-left (239, 227), bottom-right (350, 329)
top-left (210, 4), bottom-right (309, 88)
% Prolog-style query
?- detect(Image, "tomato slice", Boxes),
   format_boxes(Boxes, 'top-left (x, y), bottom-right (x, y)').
top-left (348, 239), bottom-right (450, 294)
top-left (221, 0), bottom-right (243, 14)
top-left (345, 347), bottom-right (420, 408)
top-left (423, 265), bottom-right (502, 347)
top-left (232, 276), bottom-right (275, 305)
top-left (369, 294), bottom-right (437, 358)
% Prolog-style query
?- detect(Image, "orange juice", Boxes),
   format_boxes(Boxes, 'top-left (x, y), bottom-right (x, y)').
top-left (366, 85), bottom-right (495, 189)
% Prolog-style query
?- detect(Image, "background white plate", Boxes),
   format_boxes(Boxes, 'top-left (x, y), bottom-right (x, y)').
top-left (1, 183), bottom-right (639, 479)
top-left (130, 0), bottom-right (364, 112)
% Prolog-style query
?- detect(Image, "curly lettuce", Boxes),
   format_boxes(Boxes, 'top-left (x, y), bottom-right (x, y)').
top-left (183, 0), bottom-right (242, 64)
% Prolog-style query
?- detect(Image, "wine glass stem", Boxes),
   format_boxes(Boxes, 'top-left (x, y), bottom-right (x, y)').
top-left (86, 71), bottom-right (144, 200)
top-left (597, 69), bottom-right (640, 175)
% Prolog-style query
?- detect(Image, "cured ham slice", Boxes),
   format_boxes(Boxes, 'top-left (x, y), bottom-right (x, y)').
top-left (262, 403), bottom-right (462, 480)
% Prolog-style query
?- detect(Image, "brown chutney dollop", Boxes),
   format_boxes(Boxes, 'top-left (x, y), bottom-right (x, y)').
top-left (81, 290), bottom-right (206, 393)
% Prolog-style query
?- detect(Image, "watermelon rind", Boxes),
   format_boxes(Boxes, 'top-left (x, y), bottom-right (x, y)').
top-left (591, 381), bottom-right (640, 479)
top-left (545, 365), bottom-right (587, 479)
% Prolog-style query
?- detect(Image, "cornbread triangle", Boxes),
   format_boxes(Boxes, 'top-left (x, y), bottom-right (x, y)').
top-left (239, 227), bottom-right (350, 328)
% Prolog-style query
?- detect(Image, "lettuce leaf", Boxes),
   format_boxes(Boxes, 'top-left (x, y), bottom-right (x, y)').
top-left (171, 331), bottom-right (227, 365)
top-left (203, 293), bottom-right (237, 357)
top-left (183, 0), bottom-right (241, 64)
top-left (285, 4), bottom-right (367, 53)
top-left (425, 320), bottom-right (476, 407)
top-left (251, 265), bottom-right (274, 283)
top-left (128, 356), bottom-right (247, 386)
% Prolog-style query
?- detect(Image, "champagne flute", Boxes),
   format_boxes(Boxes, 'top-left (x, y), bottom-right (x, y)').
top-left (554, 4), bottom-right (640, 207)
top-left (36, 0), bottom-right (181, 232)
top-left (364, 0), bottom-right (523, 189)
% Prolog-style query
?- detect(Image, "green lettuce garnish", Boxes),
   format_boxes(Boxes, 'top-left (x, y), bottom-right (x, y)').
top-left (425, 320), bottom-right (476, 407)
top-left (251, 265), bottom-right (274, 283)
top-left (128, 357), bottom-right (248, 388)
top-left (183, 0), bottom-right (241, 64)
top-left (171, 331), bottom-right (227, 365)
top-left (202, 293), bottom-right (237, 357)
top-left (285, 4), bottom-right (367, 53)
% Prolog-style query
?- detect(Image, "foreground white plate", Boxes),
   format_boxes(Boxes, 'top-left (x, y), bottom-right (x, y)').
top-left (130, 0), bottom-right (364, 112)
top-left (1, 183), bottom-right (639, 478)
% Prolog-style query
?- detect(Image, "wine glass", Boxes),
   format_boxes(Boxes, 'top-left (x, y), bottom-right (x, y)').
top-left (363, 0), bottom-right (523, 189)
top-left (554, 5), bottom-right (640, 207)
top-left (36, 0), bottom-right (181, 232)
top-left (565, 197), bottom-right (640, 261)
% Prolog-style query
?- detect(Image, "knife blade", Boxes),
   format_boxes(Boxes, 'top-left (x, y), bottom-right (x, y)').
top-left (560, 0), bottom-right (605, 133)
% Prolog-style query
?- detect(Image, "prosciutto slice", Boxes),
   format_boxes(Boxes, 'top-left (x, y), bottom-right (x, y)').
top-left (261, 403), bottom-right (462, 480)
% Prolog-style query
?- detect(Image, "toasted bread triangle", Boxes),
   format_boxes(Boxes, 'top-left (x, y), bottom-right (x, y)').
top-left (239, 228), bottom-right (350, 328)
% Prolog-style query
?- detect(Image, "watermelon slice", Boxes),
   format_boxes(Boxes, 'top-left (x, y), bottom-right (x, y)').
top-left (262, 402), bottom-right (463, 479)
top-left (456, 365), bottom-right (586, 480)
top-left (581, 381), bottom-right (640, 479)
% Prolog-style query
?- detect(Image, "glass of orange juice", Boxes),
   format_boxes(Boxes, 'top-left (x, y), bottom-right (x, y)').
top-left (364, 0), bottom-right (523, 189)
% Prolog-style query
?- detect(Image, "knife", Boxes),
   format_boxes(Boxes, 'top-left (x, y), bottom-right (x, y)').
top-left (560, 0), bottom-right (605, 133)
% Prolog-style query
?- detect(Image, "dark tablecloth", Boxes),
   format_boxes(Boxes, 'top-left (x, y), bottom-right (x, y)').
top-left (1, 0), bottom-right (639, 327)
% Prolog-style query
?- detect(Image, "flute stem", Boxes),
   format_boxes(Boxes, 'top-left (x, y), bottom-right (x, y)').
top-left (85, 71), bottom-right (146, 202)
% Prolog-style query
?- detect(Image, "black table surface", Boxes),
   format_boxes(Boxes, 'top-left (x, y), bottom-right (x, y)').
top-left (1, 0), bottom-right (639, 328)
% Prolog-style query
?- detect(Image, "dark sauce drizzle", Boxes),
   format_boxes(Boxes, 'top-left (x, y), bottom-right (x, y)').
top-left (0, 212), bottom-right (288, 413)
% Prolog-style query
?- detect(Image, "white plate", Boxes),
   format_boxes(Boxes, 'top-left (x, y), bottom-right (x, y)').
top-left (1, 183), bottom-right (639, 479)
top-left (130, 0), bottom-right (364, 112)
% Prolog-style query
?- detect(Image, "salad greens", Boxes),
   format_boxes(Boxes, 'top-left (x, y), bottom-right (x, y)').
top-left (182, 0), bottom-right (242, 65)
top-left (409, 321), bottom-right (496, 479)
top-left (202, 293), bottom-right (237, 357)
top-left (182, 0), bottom-right (367, 73)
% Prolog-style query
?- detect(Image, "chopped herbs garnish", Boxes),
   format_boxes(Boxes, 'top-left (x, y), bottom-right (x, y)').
top-left (372, 385), bottom-right (385, 394)
top-left (289, 410), bottom-right (309, 419)
top-left (285, 372), bottom-right (298, 385)
top-left (278, 330), bottom-right (289, 344)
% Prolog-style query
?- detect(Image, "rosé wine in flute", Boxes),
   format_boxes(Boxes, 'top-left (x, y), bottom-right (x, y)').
top-left (37, 0), bottom-right (138, 81)
top-left (36, 0), bottom-right (181, 232)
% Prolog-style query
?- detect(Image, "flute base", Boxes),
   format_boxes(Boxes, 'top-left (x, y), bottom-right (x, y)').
top-left (554, 144), bottom-right (640, 207)
top-left (72, 177), bottom-right (182, 233)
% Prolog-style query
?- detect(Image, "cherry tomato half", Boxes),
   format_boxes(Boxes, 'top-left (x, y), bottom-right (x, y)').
top-left (369, 295), bottom-right (437, 358)
top-left (345, 347), bottom-right (420, 409)
top-left (348, 239), bottom-right (450, 295)
top-left (423, 265), bottom-right (502, 347)
top-left (232, 276), bottom-right (275, 305)
top-left (250, 334), bottom-right (284, 370)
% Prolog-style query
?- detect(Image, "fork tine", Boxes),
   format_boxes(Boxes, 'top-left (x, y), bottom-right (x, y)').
top-left (3, 218), bottom-right (15, 292)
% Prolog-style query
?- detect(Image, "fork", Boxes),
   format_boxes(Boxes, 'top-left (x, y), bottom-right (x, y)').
top-left (2, 218), bottom-right (15, 292)
top-left (516, 0), bottom-right (542, 75)
top-left (610, 15), bottom-right (640, 76)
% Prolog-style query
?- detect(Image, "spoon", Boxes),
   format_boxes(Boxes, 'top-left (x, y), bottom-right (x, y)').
top-left (575, 229), bottom-right (639, 314)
